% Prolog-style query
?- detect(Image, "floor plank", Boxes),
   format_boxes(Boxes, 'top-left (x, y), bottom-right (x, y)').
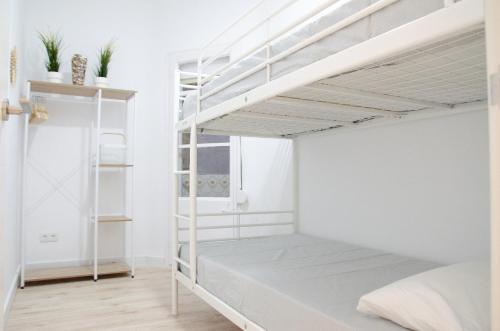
top-left (6, 268), bottom-right (240, 331)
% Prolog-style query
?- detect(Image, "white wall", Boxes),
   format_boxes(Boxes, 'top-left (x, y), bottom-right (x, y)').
top-left (1, 116), bottom-right (22, 321)
top-left (240, 137), bottom-right (293, 214)
top-left (20, 0), bottom-right (290, 269)
top-left (0, 2), bottom-right (10, 327)
top-left (1, 0), bottom-right (24, 325)
top-left (232, 137), bottom-right (293, 238)
top-left (298, 110), bottom-right (490, 264)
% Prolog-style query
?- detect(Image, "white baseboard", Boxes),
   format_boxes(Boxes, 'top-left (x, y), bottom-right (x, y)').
top-left (3, 266), bottom-right (20, 329)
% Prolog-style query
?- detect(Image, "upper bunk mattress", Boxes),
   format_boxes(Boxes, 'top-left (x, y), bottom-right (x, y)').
top-left (179, 234), bottom-right (439, 331)
top-left (181, 0), bottom-right (445, 118)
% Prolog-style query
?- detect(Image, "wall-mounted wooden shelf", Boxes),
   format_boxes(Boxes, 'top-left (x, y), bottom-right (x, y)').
top-left (25, 261), bottom-right (130, 283)
top-left (98, 215), bottom-right (133, 223)
top-left (29, 80), bottom-right (136, 100)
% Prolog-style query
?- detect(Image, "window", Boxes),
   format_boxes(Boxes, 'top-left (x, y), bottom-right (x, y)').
top-left (180, 133), bottom-right (230, 198)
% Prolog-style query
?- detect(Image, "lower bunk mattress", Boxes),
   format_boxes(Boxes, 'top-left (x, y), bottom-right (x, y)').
top-left (179, 234), bottom-right (439, 331)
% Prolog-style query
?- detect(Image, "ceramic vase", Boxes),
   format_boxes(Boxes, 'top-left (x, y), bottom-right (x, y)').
top-left (47, 71), bottom-right (63, 83)
top-left (95, 76), bottom-right (109, 88)
top-left (71, 54), bottom-right (87, 85)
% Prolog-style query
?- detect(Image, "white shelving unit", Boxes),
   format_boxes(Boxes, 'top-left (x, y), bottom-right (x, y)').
top-left (19, 80), bottom-right (137, 287)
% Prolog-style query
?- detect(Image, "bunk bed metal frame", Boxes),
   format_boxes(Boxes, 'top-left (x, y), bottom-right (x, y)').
top-left (176, 0), bottom-right (485, 137)
top-left (171, 0), bottom-right (499, 330)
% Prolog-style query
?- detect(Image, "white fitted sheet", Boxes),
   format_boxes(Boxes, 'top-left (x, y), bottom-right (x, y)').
top-left (179, 234), bottom-right (439, 331)
top-left (181, 0), bottom-right (444, 119)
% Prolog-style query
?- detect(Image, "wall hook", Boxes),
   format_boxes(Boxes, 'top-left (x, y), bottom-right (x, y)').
top-left (1, 99), bottom-right (23, 121)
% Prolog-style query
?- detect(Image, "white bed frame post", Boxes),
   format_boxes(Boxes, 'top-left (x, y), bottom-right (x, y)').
top-left (293, 138), bottom-right (299, 233)
top-left (197, 56), bottom-right (202, 115)
top-left (171, 68), bottom-right (180, 315)
top-left (171, 131), bottom-right (179, 315)
top-left (485, 0), bottom-right (500, 329)
top-left (189, 122), bottom-right (198, 287)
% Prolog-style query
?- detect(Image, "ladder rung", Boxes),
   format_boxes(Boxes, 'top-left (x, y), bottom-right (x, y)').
top-left (174, 170), bottom-right (190, 175)
top-left (178, 143), bottom-right (230, 149)
top-left (174, 214), bottom-right (190, 221)
top-left (174, 257), bottom-right (190, 269)
top-left (94, 164), bottom-right (134, 168)
top-left (98, 215), bottom-right (133, 223)
top-left (180, 84), bottom-right (198, 90)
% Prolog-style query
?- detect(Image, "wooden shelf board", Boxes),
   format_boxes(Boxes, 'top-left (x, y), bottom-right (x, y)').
top-left (25, 261), bottom-right (130, 283)
top-left (98, 215), bottom-right (132, 223)
top-left (102, 88), bottom-right (137, 101)
top-left (29, 80), bottom-right (136, 101)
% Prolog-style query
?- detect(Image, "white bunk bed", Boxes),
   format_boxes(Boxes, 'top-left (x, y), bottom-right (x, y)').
top-left (172, 0), bottom-right (498, 330)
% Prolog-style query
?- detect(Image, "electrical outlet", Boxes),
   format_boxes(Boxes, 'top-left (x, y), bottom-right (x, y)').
top-left (40, 233), bottom-right (58, 243)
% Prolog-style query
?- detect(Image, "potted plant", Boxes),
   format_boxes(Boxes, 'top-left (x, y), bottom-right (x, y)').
top-left (95, 42), bottom-right (114, 88)
top-left (39, 31), bottom-right (63, 83)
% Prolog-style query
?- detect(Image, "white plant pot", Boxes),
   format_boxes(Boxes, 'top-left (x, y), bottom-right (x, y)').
top-left (47, 71), bottom-right (63, 83)
top-left (95, 77), bottom-right (109, 88)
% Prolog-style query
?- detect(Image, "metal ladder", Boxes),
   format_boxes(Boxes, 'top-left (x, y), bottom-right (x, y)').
top-left (172, 68), bottom-right (199, 315)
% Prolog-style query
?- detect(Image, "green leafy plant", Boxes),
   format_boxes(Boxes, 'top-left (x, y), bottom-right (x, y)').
top-left (95, 42), bottom-right (115, 78)
top-left (39, 31), bottom-right (63, 72)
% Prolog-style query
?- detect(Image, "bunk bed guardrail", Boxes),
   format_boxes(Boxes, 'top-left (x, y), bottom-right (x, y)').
top-left (194, 0), bottom-right (399, 116)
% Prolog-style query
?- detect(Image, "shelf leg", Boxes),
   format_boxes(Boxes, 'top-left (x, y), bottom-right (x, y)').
top-left (130, 94), bottom-right (136, 279)
top-left (93, 89), bottom-right (102, 282)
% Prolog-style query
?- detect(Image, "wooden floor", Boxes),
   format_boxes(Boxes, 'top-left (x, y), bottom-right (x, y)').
top-left (6, 268), bottom-right (240, 331)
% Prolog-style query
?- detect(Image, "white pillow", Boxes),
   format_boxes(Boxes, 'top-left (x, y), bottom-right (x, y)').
top-left (357, 261), bottom-right (490, 331)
